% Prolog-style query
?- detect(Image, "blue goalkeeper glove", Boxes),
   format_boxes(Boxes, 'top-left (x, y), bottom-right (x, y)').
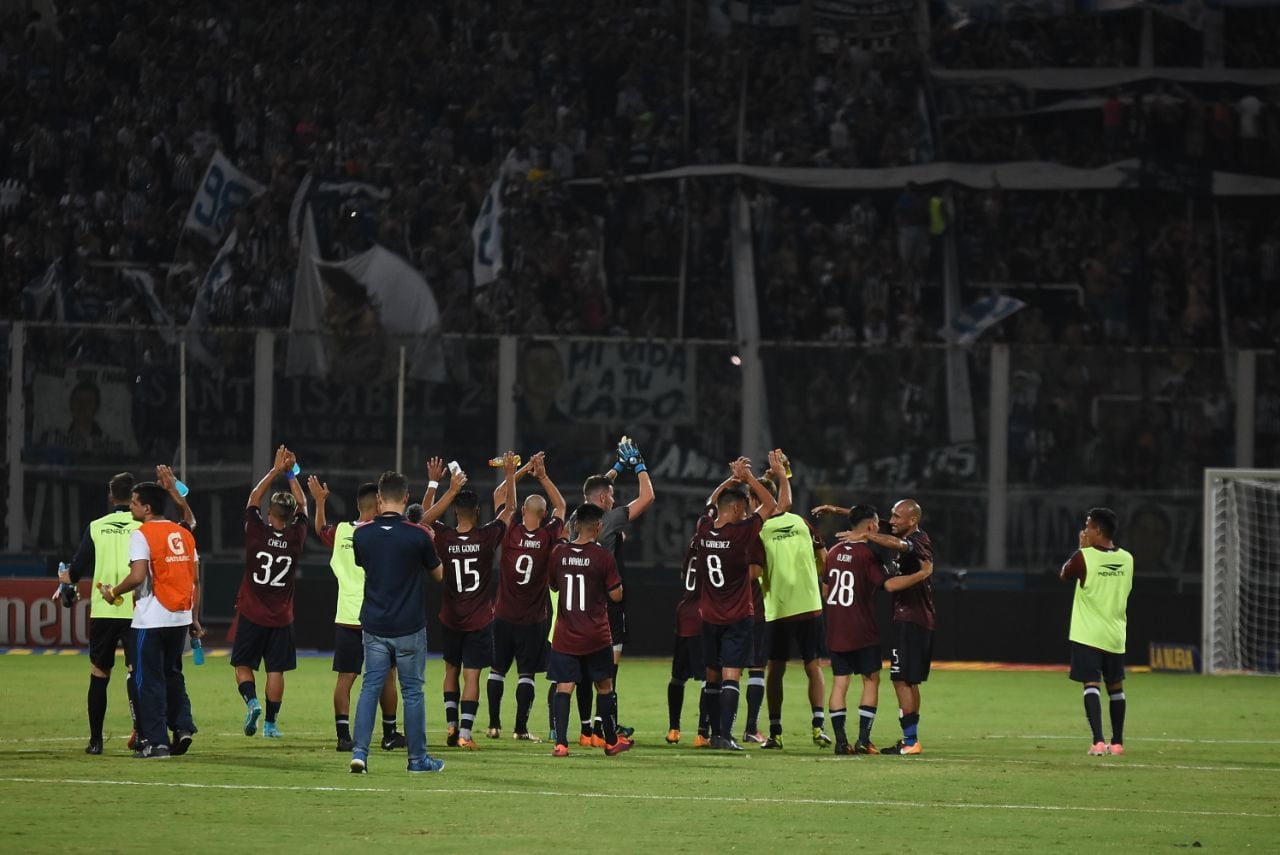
top-left (617, 437), bottom-right (646, 474)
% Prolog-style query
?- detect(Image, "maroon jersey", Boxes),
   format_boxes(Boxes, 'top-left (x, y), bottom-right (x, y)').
top-left (675, 536), bottom-right (702, 638)
top-left (892, 528), bottom-right (935, 630)
top-left (697, 512), bottom-right (766, 625)
top-left (237, 506), bottom-right (308, 628)
top-left (495, 516), bottom-right (564, 625)
top-left (549, 540), bottom-right (621, 655)
top-left (433, 519), bottom-right (506, 631)
top-left (824, 542), bottom-right (889, 651)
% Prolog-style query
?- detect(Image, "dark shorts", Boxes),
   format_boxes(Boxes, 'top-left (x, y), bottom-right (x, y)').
top-left (88, 618), bottom-right (135, 672)
top-left (671, 634), bottom-right (706, 681)
top-left (890, 621), bottom-right (932, 684)
top-left (492, 618), bottom-right (548, 675)
top-left (768, 615), bottom-right (825, 663)
top-left (702, 618), bottom-right (755, 670)
top-left (230, 615), bottom-right (297, 673)
top-left (831, 645), bottom-right (884, 678)
top-left (547, 646), bottom-right (614, 685)
top-left (1069, 642), bottom-right (1126, 684)
top-left (751, 619), bottom-right (771, 669)
top-left (332, 625), bottom-right (364, 674)
top-left (442, 622), bottom-right (494, 670)
top-left (607, 600), bottom-right (627, 647)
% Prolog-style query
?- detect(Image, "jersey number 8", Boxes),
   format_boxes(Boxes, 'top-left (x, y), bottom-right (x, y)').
top-left (706, 554), bottom-right (725, 588)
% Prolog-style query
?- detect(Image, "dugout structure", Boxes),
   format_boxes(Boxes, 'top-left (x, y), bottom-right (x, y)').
top-left (1202, 468), bottom-right (1280, 674)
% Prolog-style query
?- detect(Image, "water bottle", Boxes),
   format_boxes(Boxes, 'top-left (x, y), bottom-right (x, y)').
top-left (291, 462), bottom-right (301, 477)
top-left (174, 478), bottom-right (190, 498)
top-left (191, 637), bottom-right (205, 666)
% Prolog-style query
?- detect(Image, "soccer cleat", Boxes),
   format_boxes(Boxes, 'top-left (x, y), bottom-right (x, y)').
top-left (604, 737), bottom-right (633, 756)
top-left (171, 731), bottom-right (193, 756)
top-left (446, 726), bottom-right (460, 747)
top-left (694, 734), bottom-right (712, 748)
top-left (133, 743), bottom-right (170, 759)
top-left (350, 755), bottom-right (367, 774)
top-left (552, 744), bottom-right (570, 757)
top-left (714, 736), bottom-right (745, 752)
top-left (407, 756), bottom-right (445, 773)
top-left (263, 722), bottom-right (283, 739)
top-left (882, 740), bottom-right (922, 756)
top-left (589, 734), bottom-right (607, 749)
top-left (456, 736), bottom-right (480, 751)
top-left (1109, 743), bottom-right (1125, 756)
top-left (336, 737), bottom-right (354, 752)
top-left (812, 727), bottom-right (833, 747)
top-left (485, 727), bottom-right (501, 739)
top-left (127, 730), bottom-right (138, 750)
top-left (742, 731), bottom-right (766, 745)
top-left (617, 725), bottom-right (636, 739)
top-left (1088, 742), bottom-right (1108, 756)
top-left (381, 732), bottom-right (406, 751)
top-left (834, 742), bottom-right (856, 756)
top-left (853, 740), bottom-right (879, 755)
top-left (512, 731), bottom-right (542, 743)
top-left (665, 729), bottom-right (681, 744)
top-left (762, 736), bottom-right (784, 750)
top-left (578, 734), bottom-right (595, 748)
top-left (85, 739), bottom-right (103, 756)
top-left (244, 698), bottom-right (262, 736)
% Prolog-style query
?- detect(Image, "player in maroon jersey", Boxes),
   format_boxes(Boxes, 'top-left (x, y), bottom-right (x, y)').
top-left (484, 452), bottom-right (566, 741)
top-left (697, 457), bottom-right (777, 751)
top-left (231, 446), bottom-right (308, 739)
top-left (823, 505), bottom-right (933, 755)
top-left (547, 502), bottom-right (629, 757)
top-left (666, 535), bottom-right (707, 746)
top-left (420, 453), bottom-right (517, 749)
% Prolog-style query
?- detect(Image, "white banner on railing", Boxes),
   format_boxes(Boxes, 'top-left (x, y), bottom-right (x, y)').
top-left (183, 151), bottom-right (266, 243)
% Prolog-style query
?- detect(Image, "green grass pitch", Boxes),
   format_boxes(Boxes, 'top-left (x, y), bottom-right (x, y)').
top-left (0, 654), bottom-right (1276, 853)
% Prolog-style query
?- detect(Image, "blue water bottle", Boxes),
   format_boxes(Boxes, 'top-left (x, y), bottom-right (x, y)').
top-left (191, 637), bottom-right (205, 666)
top-left (174, 478), bottom-right (190, 498)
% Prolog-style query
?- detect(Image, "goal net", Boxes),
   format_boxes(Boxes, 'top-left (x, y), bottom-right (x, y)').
top-left (1203, 469), bottom-right (1280, 674)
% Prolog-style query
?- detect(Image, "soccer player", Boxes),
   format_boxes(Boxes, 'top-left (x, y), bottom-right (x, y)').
top-left (228, 446), bottom-right (308, 739)
top-left (98, 479), bottom-right (203, 759)
top-left (421, 453), bottom-right (516, 749)
top-left (547, 502), bottom-right (630, 757)
top-left (66, 468), bottom-right (192, 754)
top-left (350, 470), bottom-right (444, 774)
top-left (576, 435), bottom-right (654, 744)
top-left (486, 452), bottom-right (566, 741)
top-left (1060, 507), bottom-right (1133, 756)
top-left (823, 505), bottom-right (933, 755)
top-left (310, 477), bottom-right (404, 752)
top-left (667, 531), bottom-right (712, 747)
top-left (754, 453), bottom-right (831, 750)
top-left (697, 457), bottom-right (777, 751)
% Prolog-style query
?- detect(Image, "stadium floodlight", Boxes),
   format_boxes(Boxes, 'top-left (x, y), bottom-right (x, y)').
top-left (1203, 469), bottom-right (1280, 674)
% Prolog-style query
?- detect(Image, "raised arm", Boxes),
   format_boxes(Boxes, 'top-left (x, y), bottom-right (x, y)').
top-left (768, 449), bottom-right (791, 516)
top-left (811, 504), bottom-right (851, 518)
top-left (421, 456), bottom-right (446, 508)
top-left (157, 465), bottom-right (197, 530)
top-left (495, 454), bottom-right (535, 513)
top-left (307, 475), bottom-right (330, 533)
top-left (283, 450), bottom-right (307, 517)
top-left (495, 451), bottom-right (518, 527)
top-left (617, 436), bottom-right (655, 521)
top-left (704, 475), bottom-right (740, 510)
top-left (248, 445), bottom-right (289, 509)
top-left (534, 453), bottom-right (567, 521)
top-left (422, 466), bottom-right (467, 526)
top-left (733, 457), bottom-right (776, 520)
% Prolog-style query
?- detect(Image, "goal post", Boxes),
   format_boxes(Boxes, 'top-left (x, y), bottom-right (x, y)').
top-left (1203, 468), bottom-right (1280, 674)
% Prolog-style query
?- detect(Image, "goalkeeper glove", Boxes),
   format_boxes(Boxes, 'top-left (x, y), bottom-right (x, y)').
top-left (617, 436), bottom-right (646, 474)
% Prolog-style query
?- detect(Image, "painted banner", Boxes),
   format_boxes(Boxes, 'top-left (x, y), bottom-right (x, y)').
top-left (551, 340), bottom-right (698, 424)
top-left (30, 365), bottom-right (140, 459)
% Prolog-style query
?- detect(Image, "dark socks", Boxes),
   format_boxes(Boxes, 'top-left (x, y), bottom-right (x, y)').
top-left (901, 712), bottom-right (919, 745)
top-left (88, 674), bottom-right (109, 741)
top-left (125, 671), bottom-right (139, 729)
top-left (598, 690), bottom-right (619, 744)
top-left (720, 679), bottom-right (741, 741)
top-left (238, 680), bottom-right (257, 704)
top-left (335, 714), bottom-right (350, 741)
top-left (382, 717), bottom-right (396, 739)
top-left (487, 673), bottom-right (505, 730)
top-left (1084, 687), bottom-right (1104, 743)
top-left (444, 691), bottom-right (460, 729)
top-left (668, 681), bottom-right (685, 731)
top-left (811, 705), bottom-right (825, 730)
top-left (858, 705), bottom-right (877, 743)
top-left (553, 692), bottom-right (572, 748)
top-left (1108, 689), bottom-right (1126, 745)
top-left (745, 670), bottom-right (765, 734)
top-left (830, 708), bottom-right (847, 743)
top-left (703, 682), bottom-right (721, 737)
top-left (265, 700), bottom-right (281, 723)
top-left (576, 681), bottom-right (593, 736)
top-left (515, 677), bottom-right (535, 733)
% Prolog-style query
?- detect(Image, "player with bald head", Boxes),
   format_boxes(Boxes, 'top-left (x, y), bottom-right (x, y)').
top-left (486, 452), bottom-right (567, 741)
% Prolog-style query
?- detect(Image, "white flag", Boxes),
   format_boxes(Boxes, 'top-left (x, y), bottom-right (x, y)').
top-left (183, 151), bottom-right (266, 243)
top-left (120, 268), bottom-right (177, 344)
top-left (185, 229), bottom-right (239, 371)
top-left (471, 176), bottom-right (504, 287)
top-left (940, 295), bottom-right (1026, 346)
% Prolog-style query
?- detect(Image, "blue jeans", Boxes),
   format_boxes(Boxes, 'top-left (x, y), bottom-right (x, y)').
top-left (354, 628), bottom-right (428, 763)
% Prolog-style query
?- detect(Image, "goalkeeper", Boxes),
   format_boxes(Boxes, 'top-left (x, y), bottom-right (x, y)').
top-left (1060, 507), bottom-right (1133, 757)
top-left (571, 435), bottom-right (655, 744)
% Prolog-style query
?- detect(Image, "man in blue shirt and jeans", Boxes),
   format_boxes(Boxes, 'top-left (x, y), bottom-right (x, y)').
top-left (350, 470), bottom-right (445, 774)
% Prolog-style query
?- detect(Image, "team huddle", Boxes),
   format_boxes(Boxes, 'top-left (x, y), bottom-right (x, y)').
top-left (64, 434), bottom-right (1133, 769)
